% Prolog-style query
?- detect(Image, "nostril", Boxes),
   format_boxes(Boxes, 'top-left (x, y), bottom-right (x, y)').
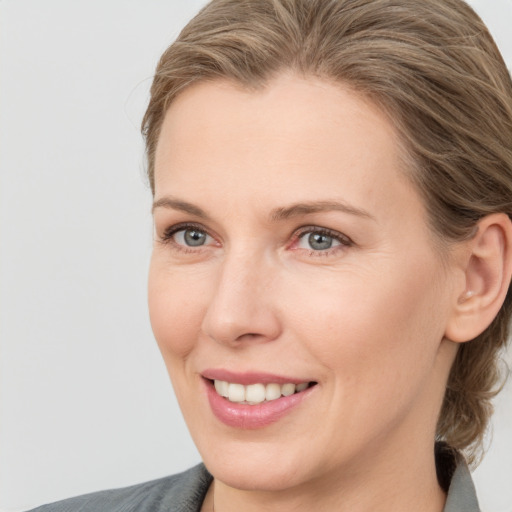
top-left (235, 332), bottom-right (262, 342)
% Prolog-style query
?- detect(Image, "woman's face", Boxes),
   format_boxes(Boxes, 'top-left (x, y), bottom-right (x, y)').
top-left (149, 74), bottom-right (461, 491)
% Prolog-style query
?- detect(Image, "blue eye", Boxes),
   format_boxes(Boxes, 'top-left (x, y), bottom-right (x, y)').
top-left (296, 228), bottom-right (351, 252)
top-left (172, 227), bottom-right (212, 247)
top-left (304, 232), bottom-right (337, 250)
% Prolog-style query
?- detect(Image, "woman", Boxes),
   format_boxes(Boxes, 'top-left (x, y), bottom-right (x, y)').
top-left (30, 0), bottom-right (512, 511)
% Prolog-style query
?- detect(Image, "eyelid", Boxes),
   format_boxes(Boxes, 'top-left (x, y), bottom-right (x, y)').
top-left (294, 225), bottom-right (353, 245)
top-left (159, 222), bottom-right (218, 246)
top-left (288, 225), bottom-right (354, 258)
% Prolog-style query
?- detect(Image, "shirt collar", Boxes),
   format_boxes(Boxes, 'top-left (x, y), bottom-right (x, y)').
top-left (440, 448), bottom-right (480, 512)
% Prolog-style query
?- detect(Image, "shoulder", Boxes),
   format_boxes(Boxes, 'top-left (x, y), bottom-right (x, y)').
top-left (27, 464), bottom-right (212, 512)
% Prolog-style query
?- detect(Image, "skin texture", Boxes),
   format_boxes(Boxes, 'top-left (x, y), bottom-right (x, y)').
top-left (148, 74), bottom-right (469, 512)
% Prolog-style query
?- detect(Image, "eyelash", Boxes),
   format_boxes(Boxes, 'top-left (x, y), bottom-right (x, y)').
top-left (292, 226), bottom-right (354, 257)
top-left (159, 222), bottom-right (214, 253)
top-left (158, 223), bottom-right (354, 257)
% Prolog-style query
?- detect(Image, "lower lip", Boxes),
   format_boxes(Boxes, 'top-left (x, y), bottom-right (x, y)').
top-left (204, 379), bottom-right (315, 429)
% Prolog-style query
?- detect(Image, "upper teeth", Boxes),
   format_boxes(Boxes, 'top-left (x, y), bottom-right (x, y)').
top-left (214, 380), bottom-right (309, 404)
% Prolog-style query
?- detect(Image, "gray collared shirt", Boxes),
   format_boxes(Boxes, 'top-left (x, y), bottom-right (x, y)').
top-left (28, 456), bottom-right (480, 512)
top-left (444, 458), bottom-right (480, 512)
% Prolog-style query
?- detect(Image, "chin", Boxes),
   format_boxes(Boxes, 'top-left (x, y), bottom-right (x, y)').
top-left (197, 435), bottom-right (324, 492)
top-left (207, 459), bottom-right (307, 492)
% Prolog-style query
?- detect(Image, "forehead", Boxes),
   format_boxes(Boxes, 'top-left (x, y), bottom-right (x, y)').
top-left (155, 74), bottom-right (404, 175)
top-left (153, 73), bottom-right (425, 232)
top-left (157, 74), bottom-right (400, 153)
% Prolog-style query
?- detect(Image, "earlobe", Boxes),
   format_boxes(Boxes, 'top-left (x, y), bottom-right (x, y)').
top-left (445, 213), bottom-right (512, 343)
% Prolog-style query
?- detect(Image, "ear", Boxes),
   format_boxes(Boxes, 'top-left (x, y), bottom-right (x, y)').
top-left (445, 213), bottom-right (512, 343)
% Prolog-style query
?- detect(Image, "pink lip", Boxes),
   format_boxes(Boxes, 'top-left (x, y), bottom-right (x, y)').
top-left (201, 368), bottom-right (312, 386)
top-left (202, 375), bottom-right (317, 429)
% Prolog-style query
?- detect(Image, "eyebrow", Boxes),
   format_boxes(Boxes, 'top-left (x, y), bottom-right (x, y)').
top-left (152, 196), bottom-right (375, 222)
top-left (269, 200), bottom-right (375, 222)
top-left (152, 197), bottom-right (210, 218)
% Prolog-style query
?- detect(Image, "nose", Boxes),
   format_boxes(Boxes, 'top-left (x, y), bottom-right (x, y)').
top-left (201, 251), bottom-right (282, 346)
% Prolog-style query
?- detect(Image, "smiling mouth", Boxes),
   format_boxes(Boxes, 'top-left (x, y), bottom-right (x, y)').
top-left (211, 379), bottom-right (316, 405)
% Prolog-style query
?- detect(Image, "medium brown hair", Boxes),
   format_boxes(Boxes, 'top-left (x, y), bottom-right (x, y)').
top-left (142, 0), bottom-right (512, 464)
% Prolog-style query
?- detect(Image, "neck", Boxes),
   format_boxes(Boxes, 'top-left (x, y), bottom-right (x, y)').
top-left (208, 437), bottom-right (447, 512)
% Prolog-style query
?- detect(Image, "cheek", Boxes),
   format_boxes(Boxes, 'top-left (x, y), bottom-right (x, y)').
top-left (289, 260), bottom-right (449, 389)
top-left (148, 259), bottom-right (208, 361)
top-left (288, 266), bottom-right (450, 450)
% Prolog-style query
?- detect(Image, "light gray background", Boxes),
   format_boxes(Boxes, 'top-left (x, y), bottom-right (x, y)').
top-left (0, 1), bottom-right (511, 511)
